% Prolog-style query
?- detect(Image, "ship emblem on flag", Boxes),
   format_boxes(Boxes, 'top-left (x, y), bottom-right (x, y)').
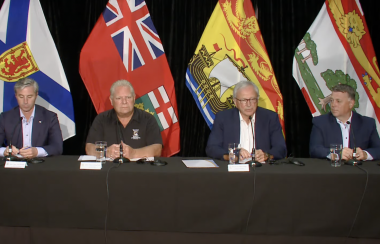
top-left (186, 0), bottom-right (284, 131)
top-left (0, 0), bottom-right (75, 140)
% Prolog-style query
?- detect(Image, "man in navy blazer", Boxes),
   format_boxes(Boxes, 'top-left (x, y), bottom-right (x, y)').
top-left (206, 81), bottom-right (286, 161)
top-left (310, 84), bottom-right (380, 160)
top-left (0, 78), bottom-right (63, 157)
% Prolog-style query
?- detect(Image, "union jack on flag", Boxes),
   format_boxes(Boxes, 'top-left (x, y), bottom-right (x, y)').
top-left (104, 0), bottom-right (165, 72)
top-left (80, 0), bottom-right (180, 157)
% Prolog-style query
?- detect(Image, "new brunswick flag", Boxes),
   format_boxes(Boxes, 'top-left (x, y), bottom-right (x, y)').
top-left (80, 0), bottom-right (180, 157)
top-left (292, 0), bottom-right (380, 132)
top-left (186, 0), bottom-right (284, 131)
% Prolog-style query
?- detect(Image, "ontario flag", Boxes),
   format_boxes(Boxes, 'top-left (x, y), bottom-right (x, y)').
top-left (292, 0), bottom-right (380, 133)
top-left (0, 0), bottom-right (75, 140)
top-left (185, 0), bottom-right (284, 131)
top-left (79, 0), bottom-right (180, 157)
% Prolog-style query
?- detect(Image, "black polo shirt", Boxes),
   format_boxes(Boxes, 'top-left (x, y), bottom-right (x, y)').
top-left (86, 108), bottom-right (162, 148)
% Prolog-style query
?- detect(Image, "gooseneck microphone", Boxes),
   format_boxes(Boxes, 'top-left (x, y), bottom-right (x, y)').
top-left (113, 115), bottom-right (130, 163)
top-left (113, 140), bottom-right (130, 164)
top-left (346, 121), bottom-right (361, 165)
top-left (4, 117), bottom-right (23, 161)
top-left (249, 116), bottom-right (262, 167)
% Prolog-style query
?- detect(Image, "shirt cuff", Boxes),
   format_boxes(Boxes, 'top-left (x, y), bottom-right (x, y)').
top-left (0, 147), bottom-right (6, 156)
top-left (363, 150), bottom-right (373, 161)
top-left (36, 147), bottom-right (48, 157)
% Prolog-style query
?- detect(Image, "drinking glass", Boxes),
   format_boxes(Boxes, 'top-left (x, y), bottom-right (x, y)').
top-left (330, 144), bottom-right (342, 167)
top-left (228, 143), bottom-right (241, 164)
top-left (95, 141), bottom-right (107, 164)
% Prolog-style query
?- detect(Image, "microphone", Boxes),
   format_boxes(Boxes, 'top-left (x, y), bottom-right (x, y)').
top-left (113, 140), bottom-right (130, 164)
top-left (4, 117), bottom-right (23, 161)
top-left (113, 115), bottom-right (130, 164)
top-left (249, 116), bottom-right (262, 167)
top-left (346, 121), bottom-right (361, 165)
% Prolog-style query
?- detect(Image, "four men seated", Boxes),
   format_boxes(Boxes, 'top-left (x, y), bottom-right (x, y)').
top-left (1, 77), bottom-right (379, 163)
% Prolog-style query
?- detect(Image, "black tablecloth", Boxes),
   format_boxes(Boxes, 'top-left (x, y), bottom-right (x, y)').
top-left (0, 156), bottom-right (379, 239)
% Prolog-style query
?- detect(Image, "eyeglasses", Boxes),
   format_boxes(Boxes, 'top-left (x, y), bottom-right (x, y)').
top-left (236, 98), bottom-right (258, 105)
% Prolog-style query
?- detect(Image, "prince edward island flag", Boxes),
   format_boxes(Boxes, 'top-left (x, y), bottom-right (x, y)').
top-left (0, 0), bottom-right (75, 140)
top-left (292, 0), bottom-right (380, 133)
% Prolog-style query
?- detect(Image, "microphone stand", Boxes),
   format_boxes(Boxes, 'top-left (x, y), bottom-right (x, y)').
top-left (4, 117), bottom-right (23, 161)
top-left (346, 121), bottom-right (361, 165)
top-left (4, 142), bottom-right (18, 161)
top-left (113, 140), bottom-right (130, 164)
top-left (249, 116), bottom-right (262, 167)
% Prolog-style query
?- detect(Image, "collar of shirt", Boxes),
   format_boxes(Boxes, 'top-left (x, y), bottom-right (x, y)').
top-left (19, 106), bottom-right (36, 123)
top-left (239, 112), bottom-right (256, 152)
top-left (335, 112), bottom-right (352, 148)
top-left (112, 108), bottom-right (139, 124)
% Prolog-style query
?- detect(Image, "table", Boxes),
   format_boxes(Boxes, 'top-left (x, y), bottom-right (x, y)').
top-left (0, 156), bottom-right (379, 244)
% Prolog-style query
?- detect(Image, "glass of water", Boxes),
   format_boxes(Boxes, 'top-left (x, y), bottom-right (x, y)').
top-left (95, 141), bottom-right (107, 164)
top-left (228, 143), bottom-right (241, 164)
top-left (330, 144), bottom-right (342, 167)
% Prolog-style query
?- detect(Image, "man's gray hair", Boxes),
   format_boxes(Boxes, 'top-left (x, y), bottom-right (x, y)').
top-left (332, 84), bottom-right (355, 100)
top-left (14, 77), bottom-right (39, 93)
top-left (233, 80), bottom-right (259, 99)
top-left (110, 79), bottom-right (135, 98)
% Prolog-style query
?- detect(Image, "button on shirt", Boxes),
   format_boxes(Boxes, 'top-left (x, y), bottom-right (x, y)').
top-left (239, 112), bottom-right (255, 153)
top-left (19, 108), bottom-right (48, 157)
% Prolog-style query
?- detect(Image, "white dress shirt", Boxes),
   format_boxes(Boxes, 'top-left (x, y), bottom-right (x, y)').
top-left (330, 113), bottom-right (372, 160)
top-left (239, 112), bottom-right (255, 154)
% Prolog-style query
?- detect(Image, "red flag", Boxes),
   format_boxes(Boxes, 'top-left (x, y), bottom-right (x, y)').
top-left (79, 0), bottom-right (180, 157)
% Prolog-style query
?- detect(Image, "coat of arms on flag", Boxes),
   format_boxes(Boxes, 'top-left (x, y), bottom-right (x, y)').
top-left (292, 0), bottom-right (380, 132)
top-left (0, 0), bottom-right (75, 140)
top-left (186, 0), bottom-right (284, 131)
top-left (135, 86), bottom-right (178, 132)
top-left (80, 0), bottom-right (180, 157)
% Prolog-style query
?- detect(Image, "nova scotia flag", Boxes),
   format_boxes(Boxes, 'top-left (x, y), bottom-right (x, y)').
top-left (0, 0), bottom-right (75, 140)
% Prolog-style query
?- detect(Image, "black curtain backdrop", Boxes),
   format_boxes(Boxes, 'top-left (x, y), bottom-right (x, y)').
top-left (1, 0), bottom-right (379, 157)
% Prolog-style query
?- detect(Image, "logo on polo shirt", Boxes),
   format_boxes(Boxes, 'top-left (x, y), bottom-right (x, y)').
top-left (131, 129), bottom-right (140, 140)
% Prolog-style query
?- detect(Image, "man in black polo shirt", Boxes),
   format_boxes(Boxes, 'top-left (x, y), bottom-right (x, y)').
top-left (85, 80), bottom-right (162, 159)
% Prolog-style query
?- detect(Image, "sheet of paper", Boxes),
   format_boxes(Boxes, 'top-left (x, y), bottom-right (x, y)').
top-left (182, 159), bottom-right (218, 168)
top-left (78, 155), bottom-right (96, 161)
top-left (130, 157), bottom-right (154, 162)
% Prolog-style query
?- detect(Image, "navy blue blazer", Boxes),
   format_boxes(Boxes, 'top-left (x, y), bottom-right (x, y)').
top-left (206, 107), bottom-right (286, 160)
top-left (0, 105), bottom-right (63, 156)
top-left (309, 112), bottom-right (380, 159)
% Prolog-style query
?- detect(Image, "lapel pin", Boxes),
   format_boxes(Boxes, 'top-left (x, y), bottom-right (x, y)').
top-left (39, 121), bottom-right (42, 123)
